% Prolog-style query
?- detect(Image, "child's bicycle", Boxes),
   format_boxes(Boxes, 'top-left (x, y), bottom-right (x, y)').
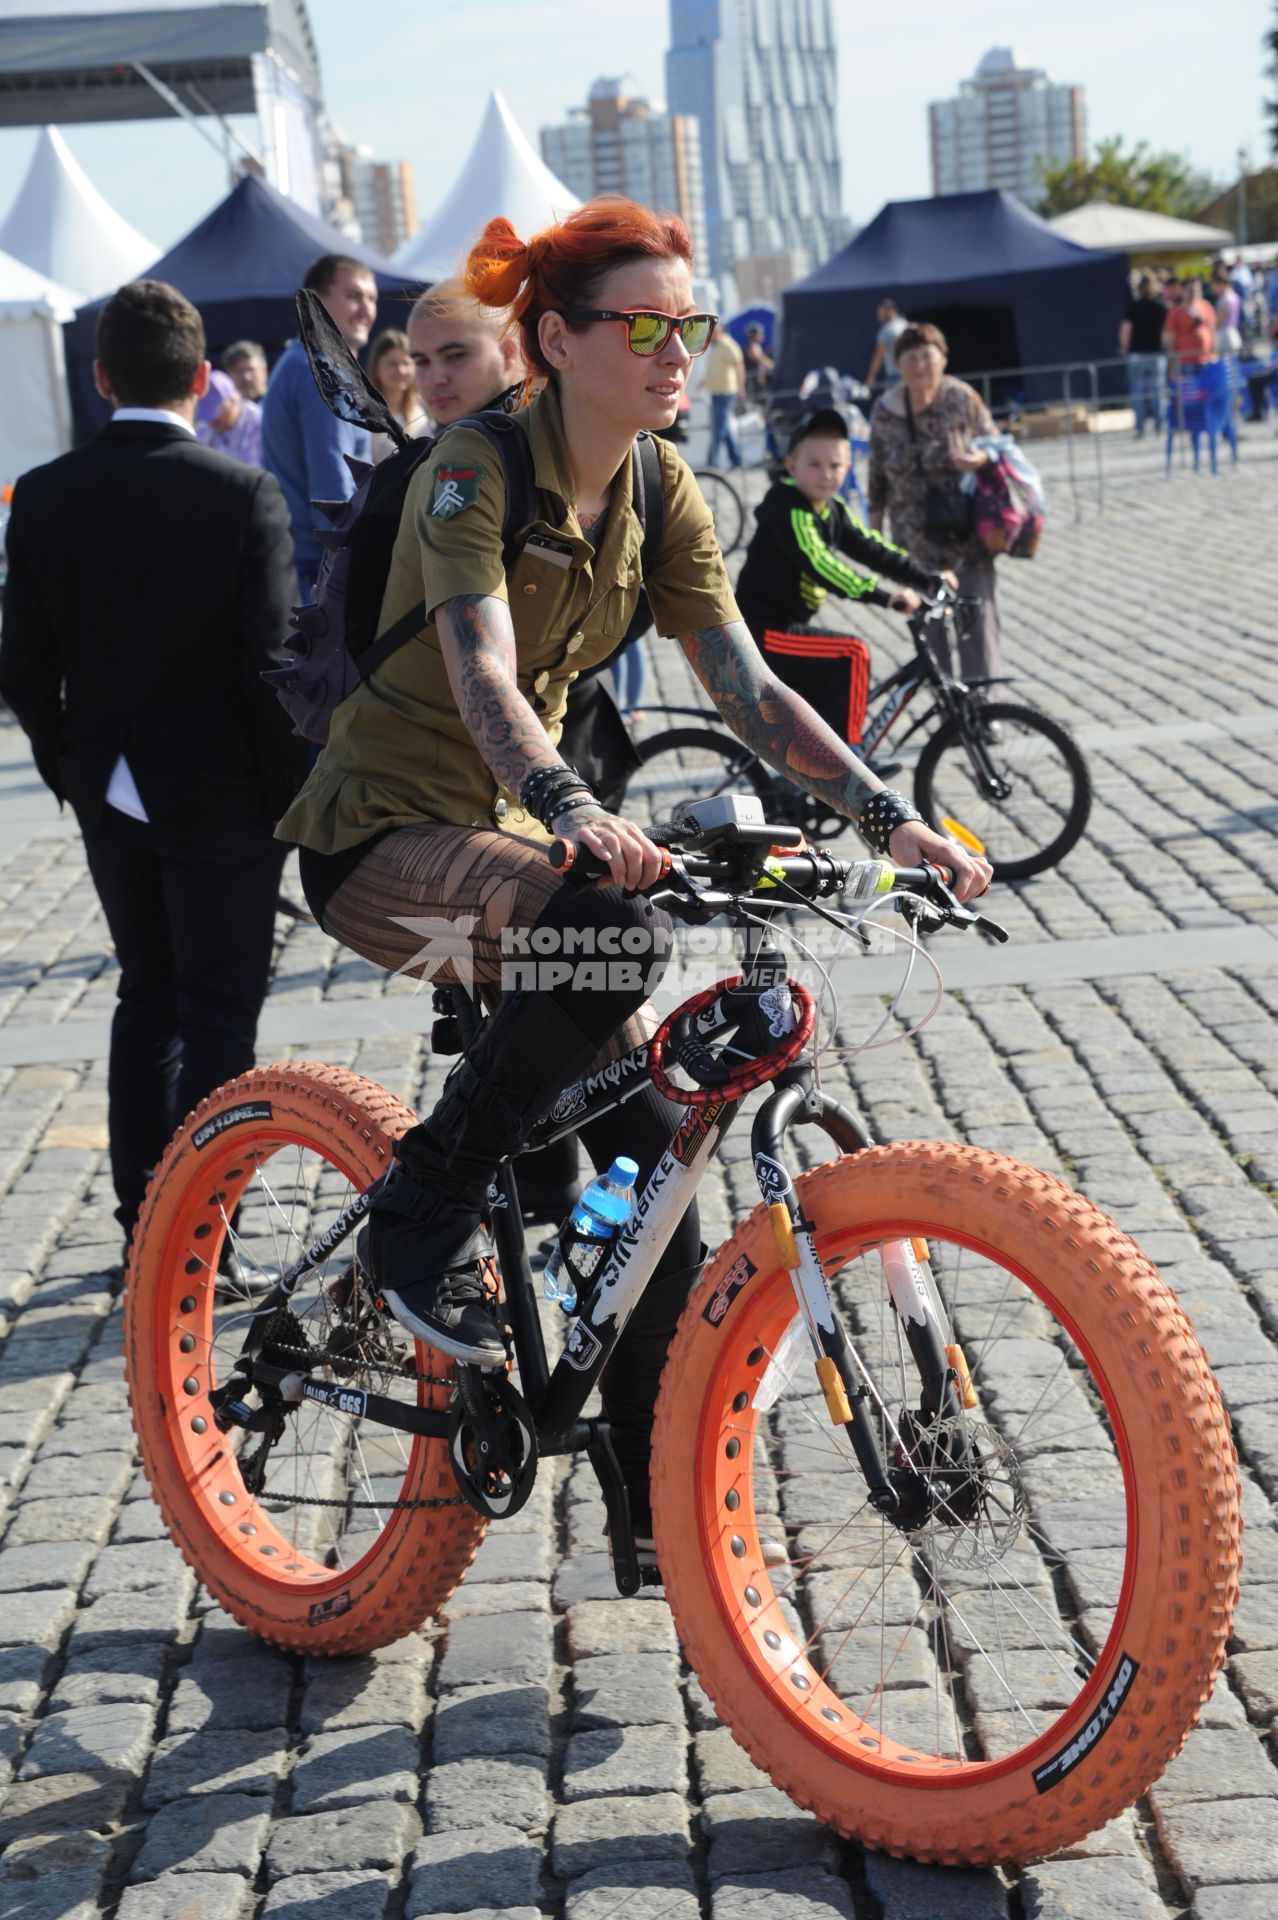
top-left (632, 583), bottom-right (1091, 883)
top-left (123, 798), bottom-right (1238, 1866)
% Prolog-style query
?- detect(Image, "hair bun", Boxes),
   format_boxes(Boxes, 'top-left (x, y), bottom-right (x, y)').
top-left (464, 218), bottom-right (531, 308)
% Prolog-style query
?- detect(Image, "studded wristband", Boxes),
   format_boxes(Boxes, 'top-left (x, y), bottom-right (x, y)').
top-left (857, 788), bottom-right (924, 855)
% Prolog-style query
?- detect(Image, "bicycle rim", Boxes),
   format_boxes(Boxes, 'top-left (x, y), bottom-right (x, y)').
top-left (653, 1147), bottom-right (1238, 1862)
top-left (694, 469), bottom-right (746, 554)
top-left (914, 702), bottom-right (1091, 882)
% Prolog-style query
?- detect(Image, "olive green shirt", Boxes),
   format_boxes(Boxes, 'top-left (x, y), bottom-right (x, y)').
top-left (277, 383), bottom-right (741, 852)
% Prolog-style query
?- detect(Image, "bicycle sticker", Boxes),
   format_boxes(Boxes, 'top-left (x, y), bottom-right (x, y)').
top-left (759, 984), bottom-right (795, 1038)
top-left (192, 1101), bottom-right (273, 1150)
top-left (1031, 1652), bottom-right (1139, 1792)
top-left (301, 1381), bottom-right (368, 1420)
top-left (753, 1153), bottom-right (793, 1201)
top-left (307, 1590), bottom-right (352, 1627)
top-left (564, 1321), bottom-right (604, 1371)
top-left (671, 1105), bottom-right (716, 1165)
top-left (702, 1250), bottom-right (757, 1326)
top-left (551, 1082), bottom-right (587, 1123)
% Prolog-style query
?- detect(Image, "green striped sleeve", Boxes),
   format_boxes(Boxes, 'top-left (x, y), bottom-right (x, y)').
top-left (790, 507), bottom-right (880, 601)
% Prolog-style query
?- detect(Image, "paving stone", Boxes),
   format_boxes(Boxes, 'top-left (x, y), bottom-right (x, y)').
top-left (0, 1769), bottom-right (133, 1843)
top-left (265, 1801), bottom-right (422, 1881)
top-left (0, 1643), bottom-right (51, 1713)
top-left (48, 1642), bottom-right (169, 1712)
top-left (20, 1699), bottom-right (154, 1779)
top-left (701, 1787), bottom-right (841, 1881)
top-left (431, 1681), bottom-right (552, 1761)
top-left (710, 1871), bottom-right (856, 1918)
top-left (1191, 1887), bottom-right (1278, 1919)
top-left (694, 1726), bottom-right (770, 1793)
top-left (2, 1494), bottom-right (118, 1546)
top-left (1022, 1854), bottom-right (1168, 1919)
top-left (1148, 1724), bottom-right (1278, 1806)
top-left (129, 1791), bottom-right (273, 1880)
top-left (289, 1723), bottom-right (419, 1811)
top-left (67, 1585), bottom-right (191, 1650)
top-left (0, 1829), bottom-right (113, 1920)
top-left (81, 1535), bottom-right (190, 1596)
top-left (16, 1449), bottom-right (133, 1504)
top-left (435, 1610), bottom-right (552, 1692)
top-left (443, 1578), bottom-right (553, 1618)
top-left (424, 1752), bottom-right (549, 1835)
top-left (1153, 1796), bottom-right (1278, 1891)
top-left (299, 1655), bottom-right (428, 1733)
top-left (563, 1722), bottom-right (688, 1800)
top-left (143, 1726), bottom-right (288, 1806)
top-left (865, 1855), bottom-right (1009, 1919)
top-left (168, 1653), bottom-right (294, 1732)
top-left (406, 1824), bottom-right (541, 1914)
top-left (551, 1790), bottom-right (693, 1877)
top-left (116, 1872), bottom-right (254, 1920)
top-left (261, 1871), bottom-right (392, 1918)
top-left (565, 1860), bottom-right (701, 1919)
top-left (565, 1597), bottom-right (679, 1658)
top-left (0, 1585), bottom-right (77, 1649)
top-left (571, 1652), bottom-right (684, 1729)
top-left (1230, 1649), bottom-right (1278, 1723)
top-left (466, 1526), bottom-right (552, 1583)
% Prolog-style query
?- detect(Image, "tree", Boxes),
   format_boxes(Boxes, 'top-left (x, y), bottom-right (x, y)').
top-left (1267, 1), bottom-right (1278, 157)
top-left (1038, 137), bottom-right (1218, 219)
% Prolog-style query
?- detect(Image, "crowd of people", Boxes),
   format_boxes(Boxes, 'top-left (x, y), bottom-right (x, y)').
top-left (1120, 255), bottom-right (1278, 437)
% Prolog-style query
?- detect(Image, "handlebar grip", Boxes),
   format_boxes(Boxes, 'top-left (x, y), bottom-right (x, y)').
top-left (548, 838), bottom-right (674, 889)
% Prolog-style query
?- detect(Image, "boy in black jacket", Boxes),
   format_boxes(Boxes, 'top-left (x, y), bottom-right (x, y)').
top-left (734, 409), bottom-right (952, 751)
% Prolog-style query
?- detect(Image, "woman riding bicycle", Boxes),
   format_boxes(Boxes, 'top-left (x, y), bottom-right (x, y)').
top-left (276, 197), bottom-right (989, 1542)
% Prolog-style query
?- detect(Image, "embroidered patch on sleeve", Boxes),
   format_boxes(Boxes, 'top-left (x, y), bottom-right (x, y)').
top-left (430, 466), bottom-right (484, 519)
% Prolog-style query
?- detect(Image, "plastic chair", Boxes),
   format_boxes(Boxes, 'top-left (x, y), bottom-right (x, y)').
top-left (1166, 359), bottom-right (1239, 473)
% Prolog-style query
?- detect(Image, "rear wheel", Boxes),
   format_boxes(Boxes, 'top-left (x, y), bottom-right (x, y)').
top-left (913, 700), bottom-right (1091, 882)
top-left (653, 1143), bottom-right (1239, 1864)
top-left (694, 469), bottom-right (746, 555)
top-left (124, 1064), bottom-right (486, 1654)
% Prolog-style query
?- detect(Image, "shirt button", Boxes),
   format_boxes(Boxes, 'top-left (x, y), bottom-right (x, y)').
top-left (522, 583), bottom-right (537, 596)
top-left (566, 670), bottom-right (579, 683)
top-left (533, 670), bottom-right (550, 692)
top-left (566, 633), bottom-right (584, 653)
top-left (493, 798), bottom-right (508, 821)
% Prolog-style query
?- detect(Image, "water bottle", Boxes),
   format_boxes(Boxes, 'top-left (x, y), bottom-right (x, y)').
top-left (543, 1156), bottom-right (639, 1314)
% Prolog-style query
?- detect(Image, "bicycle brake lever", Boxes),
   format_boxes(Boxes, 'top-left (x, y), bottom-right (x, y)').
top-left (973, 912), bottom-right (1010, 944)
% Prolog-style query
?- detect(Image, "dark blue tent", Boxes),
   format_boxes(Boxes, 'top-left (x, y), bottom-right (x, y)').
top-left (64, 173), bottom-right (421, 437)
top-left (778, 190), bottom-right (1129, 405)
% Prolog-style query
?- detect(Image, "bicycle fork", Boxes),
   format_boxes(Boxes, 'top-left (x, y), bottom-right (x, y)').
top-left (750, 1087), bottom-right (972, 1520)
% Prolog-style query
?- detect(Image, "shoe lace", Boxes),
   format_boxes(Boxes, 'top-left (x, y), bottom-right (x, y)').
top-left (435, 1267), bottom-right (491, 1310)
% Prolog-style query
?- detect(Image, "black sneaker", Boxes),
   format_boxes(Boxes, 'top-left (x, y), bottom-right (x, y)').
top-left (360, 1234), bottom-right (506, 1368)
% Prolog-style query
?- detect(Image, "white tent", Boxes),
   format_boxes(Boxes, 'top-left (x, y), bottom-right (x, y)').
top-left (0, 126), bottom-right (158, 301)
top-left (1047, 201), bottom-right (1234, 256)
top-left (0, 245), bottom-right (80, 484)
top-left (394, 91), bottom-right (581, 281)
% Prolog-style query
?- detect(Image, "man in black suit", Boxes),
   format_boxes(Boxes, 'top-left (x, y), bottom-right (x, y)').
top-left (0, 279), bottom-right (307, 1253)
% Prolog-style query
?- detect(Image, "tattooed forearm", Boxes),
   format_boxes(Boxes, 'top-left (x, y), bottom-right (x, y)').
top-left (680, 620), bottom-right (879, 816)
top-left (437, 593), bottom-right (561, 797)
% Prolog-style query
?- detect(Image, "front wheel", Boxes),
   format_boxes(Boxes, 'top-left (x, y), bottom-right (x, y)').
top-left (631, 726), bottom-right (779, 832)
top-left (652, 1143), bottom-right (1239, 1865)
top-left (913, 700), bottom-right (1091, 881)
top-left (694, 469), bottom-right (746, 555)
top-left (124, 1064), bottom-right (486, 1655)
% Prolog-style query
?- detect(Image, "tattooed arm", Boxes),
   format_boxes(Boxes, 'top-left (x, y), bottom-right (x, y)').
top-left (436, 593), bottom-right (560, 795)
top-left (680, 619), bottom-right (880, 819)
top-left (437, 593), bottom-right (665, 888)
top-left (679, 620), bottom-right (991, 899)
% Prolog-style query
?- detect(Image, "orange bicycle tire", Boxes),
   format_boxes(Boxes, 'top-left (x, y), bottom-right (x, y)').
top-left (652, 1142), bottom-right (1240, 1864)
top-left (124, 1063), bottom-right (486, 1655)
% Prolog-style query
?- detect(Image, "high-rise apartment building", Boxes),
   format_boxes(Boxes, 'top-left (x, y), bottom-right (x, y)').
top-left (929, 49), bottom-right (1085, 208)
top-left (540, 78), bottom-right (708, 271)
top-left (322, 141), bottom-right (418, 256)
top-left (666, 0), bottom-right (846, 310)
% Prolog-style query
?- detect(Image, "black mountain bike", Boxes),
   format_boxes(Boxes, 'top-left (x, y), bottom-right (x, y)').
top-left (633, 585), bottom-right (1091, 882)
top-left (125, 796), bottom-right (1236, 1866)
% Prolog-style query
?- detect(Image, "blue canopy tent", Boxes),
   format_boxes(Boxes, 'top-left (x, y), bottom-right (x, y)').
top-left (64, 173), bottom-right (419, 436)
top-left (778, 190), bottom-right (1129, 406)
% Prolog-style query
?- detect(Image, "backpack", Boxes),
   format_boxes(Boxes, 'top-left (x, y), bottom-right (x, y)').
top-left (264, 290), bottom-right (665, 744)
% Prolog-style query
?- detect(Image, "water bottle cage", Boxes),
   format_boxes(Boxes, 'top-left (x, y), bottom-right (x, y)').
top-left (648, 977), bottom-right (817, 1109)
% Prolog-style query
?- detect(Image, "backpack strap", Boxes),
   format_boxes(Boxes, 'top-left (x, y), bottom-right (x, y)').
top-left (356, 412), bottom-right (539, 685)
top-left (631, 431), bottom-right (665, 578)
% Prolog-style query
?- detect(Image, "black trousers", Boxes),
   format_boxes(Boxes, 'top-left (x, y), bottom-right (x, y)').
top-left (84, 808), bottom-right (287, 1236)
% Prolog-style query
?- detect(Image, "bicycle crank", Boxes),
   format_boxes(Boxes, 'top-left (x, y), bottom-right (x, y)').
top-left (448, 1367), bottom-right (538, 1520)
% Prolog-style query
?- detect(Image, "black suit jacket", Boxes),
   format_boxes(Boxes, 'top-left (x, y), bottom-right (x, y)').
top-left (0, 419), bottom-right (308, 857)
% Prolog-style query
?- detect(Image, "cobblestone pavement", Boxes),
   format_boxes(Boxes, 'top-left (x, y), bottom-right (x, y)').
top-left (0, 434), bottom-right (1276, 1918)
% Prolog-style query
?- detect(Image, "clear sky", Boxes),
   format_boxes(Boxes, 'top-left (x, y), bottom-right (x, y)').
top-left (0, 0), bottom-right (1270, 261)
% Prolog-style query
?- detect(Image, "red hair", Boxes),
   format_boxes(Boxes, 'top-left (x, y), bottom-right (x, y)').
top-left (463, 197), bottom-right (693, 380)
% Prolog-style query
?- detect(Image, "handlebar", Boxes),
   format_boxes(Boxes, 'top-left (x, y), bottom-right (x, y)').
top-left (549, 833), bottom-right (1008, 944)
